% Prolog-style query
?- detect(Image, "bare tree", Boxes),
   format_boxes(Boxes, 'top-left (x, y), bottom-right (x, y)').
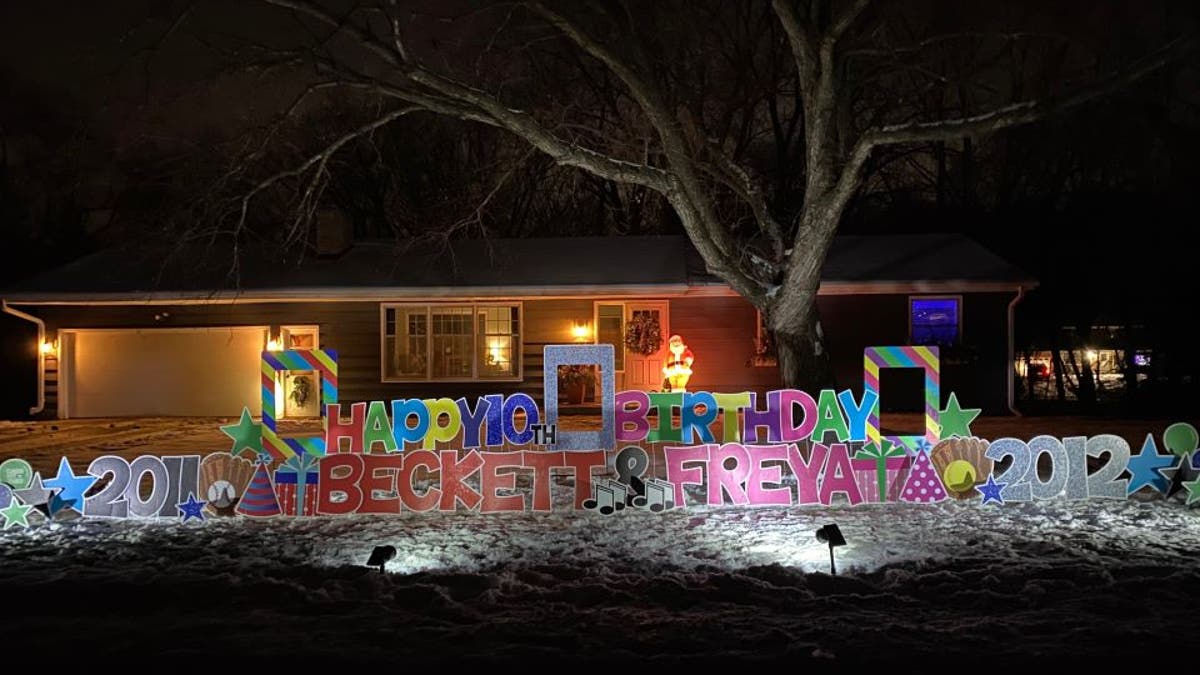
top-left (187, 0), bottom-right (1195, 389)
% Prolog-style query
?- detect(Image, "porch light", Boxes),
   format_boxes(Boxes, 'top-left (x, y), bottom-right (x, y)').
top-left (571, 322), bottom-right (591, 342)
top-left (39, 341), bottom-right (56, 356)
top-left (267, 338), bottom-right (282, 351)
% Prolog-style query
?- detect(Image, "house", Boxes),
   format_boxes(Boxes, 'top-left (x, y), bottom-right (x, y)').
top-left (0, 233), bottom-right (1034, 420)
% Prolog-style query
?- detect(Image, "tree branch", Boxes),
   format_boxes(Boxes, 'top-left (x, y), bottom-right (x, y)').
top-left (771, 0), bottom-right (818, 100)
top-left (862, 33), bottom-right (1197, 148)
top-left (257, 0), bottom-right (672, 191)
top-left (826, 0), bottom-right (871, 45)
top-left (234, 105), bottom-right (422, 243)
top-left (528, 1), bottom-right (767, 296)
top-left (823, 33), bottom-right (1197, 238)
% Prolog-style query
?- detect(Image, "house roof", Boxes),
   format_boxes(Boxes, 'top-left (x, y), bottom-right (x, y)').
top-left (2, 233), bottom-right (1035, 304)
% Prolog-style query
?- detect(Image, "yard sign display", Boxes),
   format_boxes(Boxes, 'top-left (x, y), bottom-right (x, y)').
top-left (1, 344), bottom-right (1199, 529)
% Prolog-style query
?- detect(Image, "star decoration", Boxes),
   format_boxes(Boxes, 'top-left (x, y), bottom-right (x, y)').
top-left (1126, 434), bottom-right (1181, 495)
top-left (1, 495), bottom-right (33, 529)
top-left (14, 473), bottom-right (53, 508)
top-left (43, 457), bottom-right (96, 508)
top-left (177, 492), bottom-right (207, 522)
top-left (1183, 479), bottom-right (1200, 506)
top-left (221, 407), bottom-right (263, 456)
top-left (48, 492), bottom-right (78, 516)
top-left (937, 393), bottom-right (980, 439)
top-left (978, 475), bottom-right (1005, 505)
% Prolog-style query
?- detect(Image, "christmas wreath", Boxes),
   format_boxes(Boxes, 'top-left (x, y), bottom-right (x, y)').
top-left (624, 313), bottom-right (663, 356)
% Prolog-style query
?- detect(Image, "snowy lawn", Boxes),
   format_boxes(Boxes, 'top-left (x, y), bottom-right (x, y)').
top-left (2, 497), bottom-right (1197, 668)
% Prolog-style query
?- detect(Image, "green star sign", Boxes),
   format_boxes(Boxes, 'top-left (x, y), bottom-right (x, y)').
top-left (937, 392), bottom-right (981, 439)
top-left (1183, 478), bottom-right (1200, 506)
top-left (1, 496), bottom-right (34, 529)
top-left (220, 407), bottom-right (263, 457)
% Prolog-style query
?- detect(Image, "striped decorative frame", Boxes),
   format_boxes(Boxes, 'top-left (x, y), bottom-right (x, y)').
top-left (261, 349), bottom-right (338, 459)
top-left (863, 346), bottom-right (940, 451)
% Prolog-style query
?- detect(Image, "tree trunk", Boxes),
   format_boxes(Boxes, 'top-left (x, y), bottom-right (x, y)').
top-left (768, 292), bottom-right (835, 391)
top-left (1051, 345), bottom-right (1067, 402)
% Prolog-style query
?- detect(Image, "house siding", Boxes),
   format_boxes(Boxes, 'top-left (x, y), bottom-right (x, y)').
top-left (818, 292), bottom-right (1012, 413)
top-left (27, 290), bottom-right (1013, 417)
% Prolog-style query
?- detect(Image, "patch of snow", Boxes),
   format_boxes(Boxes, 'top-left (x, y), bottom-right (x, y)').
top-left (1, 499), bottom-right (1198, 666)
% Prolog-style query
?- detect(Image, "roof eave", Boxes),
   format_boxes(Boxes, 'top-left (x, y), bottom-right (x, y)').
top-left (2, 278), bottom-right (1037, 305)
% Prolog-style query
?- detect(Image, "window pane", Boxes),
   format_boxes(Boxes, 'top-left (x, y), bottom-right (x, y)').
top-left (911, 298), bottom-right (959, 345)
top-left (479, 305), bottom-right (518, 378)
top-left (431, 306), bottom-right (474, 379)
top-left (596, 304), bottom-right (624, 370)
top-left (386, 307), bottom-right (427, 378)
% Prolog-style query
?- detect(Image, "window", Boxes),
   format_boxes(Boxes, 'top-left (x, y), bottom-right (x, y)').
top-left (281, 325), bottom-right (319, 350)
top-left (382, 303), bottom-right (521, 381)
top-left (909, 296), bottom-right (961, 345)
top-left (594, 303), bottom-right (625, 371)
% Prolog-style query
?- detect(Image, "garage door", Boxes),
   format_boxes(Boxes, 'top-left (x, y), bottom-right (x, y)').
top-left (63, 327), bottom-right (268, 418)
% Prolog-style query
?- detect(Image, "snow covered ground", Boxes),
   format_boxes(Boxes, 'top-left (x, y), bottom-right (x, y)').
top-left (2, 496), bottom-right (1198, 668)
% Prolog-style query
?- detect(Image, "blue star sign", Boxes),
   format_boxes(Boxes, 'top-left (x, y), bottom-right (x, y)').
top-left (177, 493), bottom-right (207, 522)
top-left (1127, 434), bottom-right (1180, 495)
top-left (43, 457), bottom-right (96, 511)
top-left (978, 475), bottom-right (1005, 505)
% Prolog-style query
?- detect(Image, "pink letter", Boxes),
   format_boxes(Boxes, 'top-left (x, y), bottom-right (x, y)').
top-left (786, 443), bottom-right (828, 505)
top-left (779, 390), bottom-right (817, 442)
top-left (708, 442), bottom-right (751, 506)
top-left (665, 444), bottom-right (712, 507)
top-left (747, 444), bottom-right (792, 505)
top-left (819, 443), bottom-right (863, 506)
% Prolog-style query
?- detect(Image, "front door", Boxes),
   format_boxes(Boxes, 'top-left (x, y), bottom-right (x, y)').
top-left (624, 301), bottom-right (669, 392)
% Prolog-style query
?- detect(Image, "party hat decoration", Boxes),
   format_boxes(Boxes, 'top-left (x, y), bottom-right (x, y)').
top-left (235, 459), bottom-right (282, 517)
top-left (899, 447), bottom-right (948, 503)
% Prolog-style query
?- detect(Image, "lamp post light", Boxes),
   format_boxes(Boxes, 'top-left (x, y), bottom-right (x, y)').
top-left (366, 545), bottom-right (397, 573)
top-left (815, 523), bottom-right (847, 575)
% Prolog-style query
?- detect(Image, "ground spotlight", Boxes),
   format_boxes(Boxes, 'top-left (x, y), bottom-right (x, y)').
top-left (367, 545), bottom-right (397, 573)
top-left (815, 523), bottom-right (846, 575)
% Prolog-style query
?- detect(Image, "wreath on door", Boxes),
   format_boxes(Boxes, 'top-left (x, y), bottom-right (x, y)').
top-left (624, 313), bottom-right (663, 356)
